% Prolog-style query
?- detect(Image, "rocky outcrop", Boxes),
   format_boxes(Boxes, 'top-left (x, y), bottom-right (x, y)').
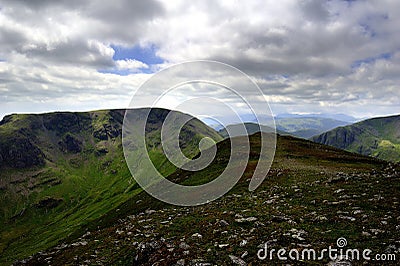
top-left (43, 112), bottom-right (91, 135)
top-left (0, 137), bottom-right (45, 168)
top-left (93, 123), bottom-right (121, 140)
top-left (59, 134), bottom-right (82, 153)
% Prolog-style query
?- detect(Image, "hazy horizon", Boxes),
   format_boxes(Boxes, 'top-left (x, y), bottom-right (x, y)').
top-left (3, 106), bottom-right (398, 126)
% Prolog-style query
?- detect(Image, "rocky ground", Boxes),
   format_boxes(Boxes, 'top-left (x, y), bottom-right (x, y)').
top-left (15, 163), bottom-right (400, 265)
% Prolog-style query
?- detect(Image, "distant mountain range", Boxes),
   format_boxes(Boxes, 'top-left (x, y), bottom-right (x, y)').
top-left (216, 113), bottom-right (400, 162)
top-left (215, 116), bottom-right (350, 139)
top-left (203, 113), bottom-right (357, 134)
top-left (312, 114), bottom-right (400, 162)
top-left (274, 117), bottom-right (350, 139)
top-left (275, 113), bottom-right (357, 123)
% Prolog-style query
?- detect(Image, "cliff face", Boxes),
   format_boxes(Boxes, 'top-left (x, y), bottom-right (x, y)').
top-left (0, 109), bottom-right (222, 169)
top-left (313, 126), bottom-right (360, 149)
top-left (0, 136), bottom-right (45, 168)
top-left (0, 110), bottom-right (122, 169)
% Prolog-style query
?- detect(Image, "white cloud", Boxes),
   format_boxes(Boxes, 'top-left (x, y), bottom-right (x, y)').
top-left (115, 59), bottom-right (148, 71)
top-left (0, 0), bottom-right (399, 119)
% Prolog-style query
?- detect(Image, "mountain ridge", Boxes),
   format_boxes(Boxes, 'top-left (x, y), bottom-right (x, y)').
top-left (0, 108), bottom-right (222, 262)
top-left (312, 114), bottom-right (400, 162)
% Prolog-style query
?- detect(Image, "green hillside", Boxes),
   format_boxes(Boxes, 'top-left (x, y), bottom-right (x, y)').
top-left (14, 133), bottom-right (400, 265)
top-left (0, 108), bottom-right (222, 263)
top-left (2, 110), bottom-right (399, 265)
top-left (312, 114), bottom-right (400, 162)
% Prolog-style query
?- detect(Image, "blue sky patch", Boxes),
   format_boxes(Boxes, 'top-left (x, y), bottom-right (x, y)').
top-left (98, 44), bottom-right (164, 75)
top-left (98, 69), bottom-right (135, 76)
top-left (111, 44), bottom-right (164, 65)
top-left (359, 23), bottom-right (376, 38)
top-left (351, 52), bottom-right (392, 69)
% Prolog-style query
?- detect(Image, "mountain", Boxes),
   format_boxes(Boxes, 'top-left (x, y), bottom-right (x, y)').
top-left (12, 133), bottom-right (400, 265)
top-left (276, 113), bottom-right (357, 123)
top-left (216, 117), bottom-right (349, 140)
top-left (312, 114), bottom-right (400, 162)
top-left (2, 110), bottom-right (399, 265)
top-left (274, 117), bottom-right (350, 139)
top-left (0, 108), bottom-right (222, 263)
top-left (218, 122), bottom-right (280, 138)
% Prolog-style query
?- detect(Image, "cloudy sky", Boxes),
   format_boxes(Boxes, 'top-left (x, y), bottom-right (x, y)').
top-left (0, 0), bottom-right (399, 120)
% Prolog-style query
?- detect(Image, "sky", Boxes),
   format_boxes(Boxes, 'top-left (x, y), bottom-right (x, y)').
top-left (0, 0), bottom-right (400, 120)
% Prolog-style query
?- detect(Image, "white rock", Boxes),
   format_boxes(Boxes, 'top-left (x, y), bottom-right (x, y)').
top-left (228, 255), bottom-right (247, 266)
top-left (235, 217), bottom-right (257, 223)
top-left (192, 233), bottom-right (203, 239)
top-left (176, 259), bottom-right (185, 266)
top-left (179, 242), bottom-right (190, 250)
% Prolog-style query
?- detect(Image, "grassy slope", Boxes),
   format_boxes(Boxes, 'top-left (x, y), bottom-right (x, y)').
top-left (16, 133), bottom-right (400, 265)
top-left (312, 114), bottom-right (400, 162)
top-left (0, 108), bottom-right (222, 264)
